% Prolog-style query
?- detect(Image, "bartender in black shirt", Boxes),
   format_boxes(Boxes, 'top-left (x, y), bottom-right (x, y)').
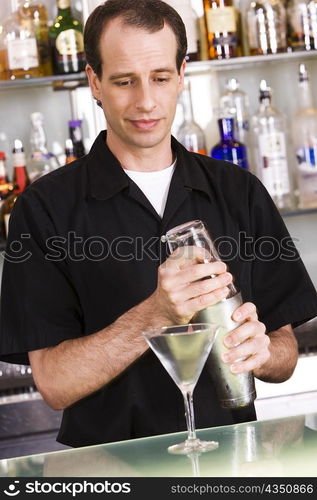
top-left (1, 0), bottom-right (317, 447)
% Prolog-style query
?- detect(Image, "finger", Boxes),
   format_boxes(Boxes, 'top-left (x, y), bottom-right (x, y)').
top-left (229, 349), bottom-right (270, 374)
top-left (179, 273), bottom-right (233, 302)
top-left (181, 286), bottom-right (231, 316)
top-left (232, 302), bottom-right (258, 322)
top-left (162, 246), bottom-right (212, 270)
top-left (224, 320), bottom-right (266, 349)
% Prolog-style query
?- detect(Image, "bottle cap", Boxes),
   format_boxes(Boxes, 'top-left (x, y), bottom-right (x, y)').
top-left (299, 63), bottom-right (308, 83)
top-left (259, 79), bottom-right (271, 100)
top-left (31, 112), bottom-right (44, 125)
top-left (68, 120), bottom-right (82, 128)
top-left (226, 78), bottom-right (239, 91)
top-left (12, 139), bottom-right (24, 152)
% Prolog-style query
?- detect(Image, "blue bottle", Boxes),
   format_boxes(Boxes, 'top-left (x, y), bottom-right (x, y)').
top-left (211, 117), bottom-right (249, 169)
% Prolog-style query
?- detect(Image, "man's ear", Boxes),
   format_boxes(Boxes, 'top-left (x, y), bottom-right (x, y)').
top-left (178, 59), bottom-right (186, 94)
top-left (85, 64), bottom-right (102, 102)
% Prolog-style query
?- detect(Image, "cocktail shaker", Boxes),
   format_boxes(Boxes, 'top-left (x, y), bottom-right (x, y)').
top-left (162, 220), bottom-right (256, 409)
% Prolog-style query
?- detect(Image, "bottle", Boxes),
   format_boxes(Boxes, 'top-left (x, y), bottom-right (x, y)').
top-left (219, 78), bottom-right (251, 149)
top-left (162, 219), bottom-right (256, 409)
top-left (68, 119), bottom-right (86, 159)
top-left (0, 21), bottom-right (9, 80)
top-left (286, 0), bottom-right (317, 51)
top-left (0, 139), bottom-right (30, 239)
top-left (211, 117), bottom-right (249, 169)
top-left (0, 152), bottom-right (14, 209)
top-left (292, 64), bottom-right (317, 209)
top-left (2, 0), bottom-right (41, 80)
top-left (165, 0), bottom-right (200, 61)
top-left (251, 80), bottom-right (293, 211)
top-left (176, 79), bottom-right (207, 154)
top-left (18, 0), bottom-right (53, 76)
top-left (49, 0), bottom-right (85, 75)
top-left (65, 138), bottom-right (76, 164)
top-left (246, 0), bottom-right (287, 55)
top-left (203, 0), bottom-right (241, 59)
top-left (28, 112), bottom-right (60, 182)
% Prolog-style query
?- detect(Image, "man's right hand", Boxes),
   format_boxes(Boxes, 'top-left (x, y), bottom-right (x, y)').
top-left (152, 246), bottom-right (233, 325)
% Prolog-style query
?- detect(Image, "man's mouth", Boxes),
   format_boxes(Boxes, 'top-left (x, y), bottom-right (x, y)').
top-left (129, 119), bottom-right (161, 130)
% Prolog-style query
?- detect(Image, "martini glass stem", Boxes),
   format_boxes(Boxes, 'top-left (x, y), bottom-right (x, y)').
top-left (183, 390), bottom-right (196, 442)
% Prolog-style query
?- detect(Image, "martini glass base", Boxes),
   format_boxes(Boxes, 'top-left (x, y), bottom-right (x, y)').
top-left (168, 438), bottom-right (219, 455)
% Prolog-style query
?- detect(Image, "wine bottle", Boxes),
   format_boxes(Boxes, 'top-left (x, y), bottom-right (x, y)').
top-left (0, 140), bottom-right (30, 239)
top-left (176, 79), bottom-right (207, 154)
top-left (49, 0), bottom-right (85, 75)
top-left (251, 80), bottom-right (293, 211)
top-left (211, 117), bottom-right (249, 169)
top-left (203, 0), bottom-right (241, 59)
top-left (165, 0), bottom-right (200, 61)
top-left (292, 64), bottom-right (317, 209)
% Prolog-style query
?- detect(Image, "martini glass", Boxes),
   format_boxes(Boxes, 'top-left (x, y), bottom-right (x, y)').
top-left (142, 323), bottom-right (219, 454)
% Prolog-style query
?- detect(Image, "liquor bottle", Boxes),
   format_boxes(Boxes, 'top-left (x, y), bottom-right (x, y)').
top-left (0, 139), bottom-right (30, 239)
top-left (219, 78), bottom-right (251, 149)
top-left (28, 112), bottom-right (60, 182)
top-left (0, 21), bottom-right (9, 80)
top-left (2, 0), bottom-right (41, 80)
top-left (251, 80), bottom-right (293, 211)
top-left (18, 0), bottom-right (53, 76)
top-left (65, 138), bottom-right (76, 164)
top-left (246, 0), bottom-right (287, 55)
top-left (203, 0), bottom-right (241, 59)
top-left (68, 119), bottom-right (86, 159)
top-left (165, 0), bottom-right (199, 61)
top-left (286, 0), bottom-right (317, 51)
top-left (0, 152), bottom-right (14, 208)
top-left (49, 0), bottom-right (85, 75)
top-left (210, 117), bottom-right (249, 169)
top-left (176, 79), bottom-right (207, 155)
top-left (292, 64), bottom-right (317, 208)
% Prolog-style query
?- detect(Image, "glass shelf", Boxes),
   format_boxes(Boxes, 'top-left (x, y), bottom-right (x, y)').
top-left (1, 50), bottom-right (317, 89)
top-left (281, 206), bottom-right (317, 218)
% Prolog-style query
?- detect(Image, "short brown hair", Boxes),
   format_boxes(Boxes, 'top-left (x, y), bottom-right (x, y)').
top-left (84, 0), bottom-right (187, 78)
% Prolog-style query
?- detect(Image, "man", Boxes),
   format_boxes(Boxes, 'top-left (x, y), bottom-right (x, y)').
top-left (0, 0), bottom-right (316, 448)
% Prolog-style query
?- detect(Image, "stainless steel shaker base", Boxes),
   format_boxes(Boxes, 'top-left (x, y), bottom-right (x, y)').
top-left (196, 292), bottom-right (257, 409)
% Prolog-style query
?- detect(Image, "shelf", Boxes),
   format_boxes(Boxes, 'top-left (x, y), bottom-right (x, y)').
top-left (0, 72), bottom-right (87, 90)
top-left (185, 50), bottom-right (317, 74)
top-left (282, 206), bottom-right (317, 217)
top-left (1, 50), bottom-right (317, 89)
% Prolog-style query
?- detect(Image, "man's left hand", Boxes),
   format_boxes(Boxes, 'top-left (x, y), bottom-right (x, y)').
top-left (221, 302), bottom-right (271, 375)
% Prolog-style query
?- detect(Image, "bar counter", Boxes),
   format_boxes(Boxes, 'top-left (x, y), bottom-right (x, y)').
top-left (1, 412), bottom-right (317, 478)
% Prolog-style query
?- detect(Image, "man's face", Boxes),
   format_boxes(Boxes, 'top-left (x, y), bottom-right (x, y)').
top-left (86, 18), bottom-right (185, 151)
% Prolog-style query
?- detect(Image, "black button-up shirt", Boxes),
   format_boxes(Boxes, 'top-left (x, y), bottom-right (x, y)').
top-left (1, 131), bottom-right (317, 447)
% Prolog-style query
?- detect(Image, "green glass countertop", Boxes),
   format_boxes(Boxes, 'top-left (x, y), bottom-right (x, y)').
top-left (1, 413), bottom-right (317, 477)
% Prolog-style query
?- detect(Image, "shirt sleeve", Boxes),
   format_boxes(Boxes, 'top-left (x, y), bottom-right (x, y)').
top-left (0, 187), bottom-right (84, 364)
top-left (248, 176), bottom-right (317, 333)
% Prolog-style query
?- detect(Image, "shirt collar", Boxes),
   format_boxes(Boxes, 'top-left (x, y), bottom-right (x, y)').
top-left (86, 130), bottom-right (212, 202)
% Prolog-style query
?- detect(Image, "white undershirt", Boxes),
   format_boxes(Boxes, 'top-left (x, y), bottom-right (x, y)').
top-left (123, 159), bottom-right (176, 218)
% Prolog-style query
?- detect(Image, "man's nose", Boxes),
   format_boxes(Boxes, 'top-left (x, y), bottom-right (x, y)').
top-left (135, 82), bottom-right (157, 113)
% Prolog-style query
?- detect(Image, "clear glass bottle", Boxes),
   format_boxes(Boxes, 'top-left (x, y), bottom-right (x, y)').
top-left (203, 0), bottom-right (241, 59)
top-left (49, 0), bottom-right (85, 74)
top-left (176, 79), bottom-right (207, 155)
top-left (165, 0), bottom-right (199, 61)
top-left (211, 117), bottom-right (249, 169)
top-left (2, 0), bottom-right (41, 80)
top-left (0, 139), bottom-right (30, 239)
top-left (68, 119), bottom-right (86, 159)
top-left (251, 80), bottom-right (293, 211)
top-left (246, 0), bottom-right (287, 55)
top-left (18, 0), bottom-right (53, 76)
top-left (286, 0), bottom-right (317, 51)
top-left (219, 78), bottom-right (251, 149)
top-left (28, 112), bottom-right (60, 182)
top-left (292, 64), bottom-right (317, 209)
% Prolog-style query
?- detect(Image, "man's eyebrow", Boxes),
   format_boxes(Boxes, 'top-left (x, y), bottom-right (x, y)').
top-left (109, 68), bottom-right (176, 80)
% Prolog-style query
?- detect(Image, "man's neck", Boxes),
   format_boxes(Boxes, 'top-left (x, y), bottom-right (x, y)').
top-left (106, 130), bottom-right (174, 172)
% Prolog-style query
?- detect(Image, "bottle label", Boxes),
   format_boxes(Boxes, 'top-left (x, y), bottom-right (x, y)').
top-left (296, 146), bottom-right (317, 205)
top-left (56, 30), bottom-right (84, 56)
top-left (206, 7), bottom-right (236, 34)
top-left (258, 132), bottom-right (290, 196)
top-left (13, 153), bottom-right (26, 167)
top-left (7, 38), bottom-right (39, 70)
